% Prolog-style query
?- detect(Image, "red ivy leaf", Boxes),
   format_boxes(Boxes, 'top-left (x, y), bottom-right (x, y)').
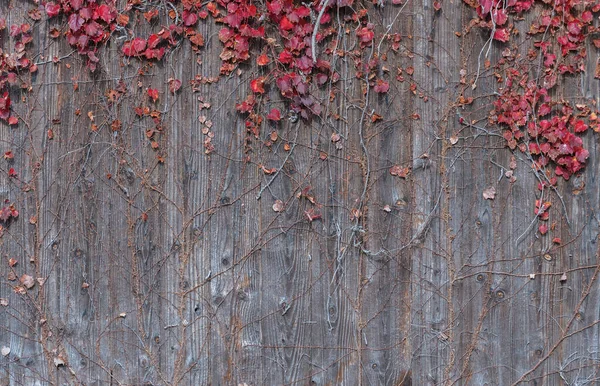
top-left (573, 120), bottom-right (588, 133)
top-left (122, 38), bottom-right (147, 56)
top-left (575, 148), bottom-right (589, 163)
top-left (45, 2), bottom-right (61, 18)
top-left (147, 34), bottom-right (161, 49)
top-left (0, 92), bottom-right (10, 120)
top-left (168, 78), bottom-right (182, 94)
top-left (567, 21), bottom-right (581, 36)
top-left (148, 88), bottom-right (159, 102)
top-left (96, 4), bottom-right (114, 23)
top-left (250, 77), bottom-right (266, 94)
top-left (183, 11), bottom-right (198, 26)
top-left (538, 223), bottom-right (548, 235)
top-left (266, 108), bottom-right (281, 121)
top-left (8, 168), bottom-right (17, 178)
top-left (374, 79), bottom-right (390, 93)
top-left (68, 13), bottom-right (84, 32)
top-left (479, 0), bottom-right (493, 14)
top-left (256, 54), bottom-right (270, 66)
top-left (356, 27), bottom-right (375, 46)
top-left (493, 28), bottom-right (510, 42)
top-left (279, 16), bottom-right (294, 31)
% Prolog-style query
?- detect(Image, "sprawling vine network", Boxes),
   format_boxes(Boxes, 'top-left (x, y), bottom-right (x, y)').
top-left (1, 0), bottom-right (600, 239)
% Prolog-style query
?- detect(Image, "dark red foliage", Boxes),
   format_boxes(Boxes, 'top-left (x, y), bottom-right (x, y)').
top-left (0, 92), bottom-right (10, 120)
top-left (0, 203), bottom-right (18, 223)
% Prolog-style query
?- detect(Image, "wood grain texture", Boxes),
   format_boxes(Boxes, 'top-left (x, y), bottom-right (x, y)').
top-left (1, 0), bottom-right (600, 385)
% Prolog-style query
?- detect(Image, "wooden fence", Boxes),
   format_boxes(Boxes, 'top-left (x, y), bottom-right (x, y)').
top-left (1, 0), bottom-right (600, 384)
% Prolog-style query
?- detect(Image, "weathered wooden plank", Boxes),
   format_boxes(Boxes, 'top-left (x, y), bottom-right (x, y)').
top-left (2, 0), bottom-right (600, 385)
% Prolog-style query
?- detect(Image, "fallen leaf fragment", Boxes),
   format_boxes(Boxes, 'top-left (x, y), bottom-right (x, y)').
top-left (20, 274), bottom-right (35, 289)
top-left (272, 200), bottom-right (284, 212)
top-left (559, 273), bottom-right (567, 283)
top-left (1, 346), bottom-right (9, 357)
top-left (305, 208), bottom-right (321, 222)
top-left (482, 186), bottom-right (496, 200)
top-left (389, 165), bottom-right (409, 178)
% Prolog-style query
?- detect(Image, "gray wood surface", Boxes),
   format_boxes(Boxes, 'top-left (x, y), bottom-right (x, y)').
top-left (1, 0), bottom-right (600, 385)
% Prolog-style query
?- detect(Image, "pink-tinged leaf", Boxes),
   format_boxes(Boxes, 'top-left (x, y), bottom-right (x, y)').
top-left (479, 0), bottom-right (493, 14)
top-left (493, 28), bottom-right (510, 42)
top-left (552, 237), bottom-right (561, 244)
top-left (575, 148), bottom-right (589, 163)
top-left (168, 78), bottom-right (182, 94)
top-left (70, 0), bottom-right (83, 11)
top-left (266, 108), bottom-right (281, 121)
top-left (45, 2), bottom-right (61, 18)
top-left (567, 21), bottom-right (581, 36)
top-left (218, 28), bottom-right (234, 43)
top-left (316, 73), bottom-right (328, 85)
top-left (528, 142), bottom-right (540, 154)
top-left (267, 1), bottom-right (282, 15)
top-left (10, 24), bottom-right (22, 37)
top-left (295, 81), bottom-right (308, 95)
top-left (147, 88), bottom-right (159, 102)
top-left (68, 13), bottom-right (84, 32)
top-left (582, 11), bottom-right (593, 23)
top-left (276, 76), bottom-right (292, 96)
top-left (538, 223), bottom-right (548, 235)
top-left (373, 79), bottom-right (389, 93)
top-left (8, 168), bottom-right (17, 178)
top-left (491, 9), bottom-right (507, 25)
top-left (538, 103), bottom-right (551, 116)
top-left (84, 21), bottom-right (101, 37)
top-left (79, 7), bottom-right (92, 20)
top-left (7, 116), bottom-right (18, 125)
top-left (543, 53), bottom-right (556, 67)
top-left (183, 11), bottom-right (198, 26)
